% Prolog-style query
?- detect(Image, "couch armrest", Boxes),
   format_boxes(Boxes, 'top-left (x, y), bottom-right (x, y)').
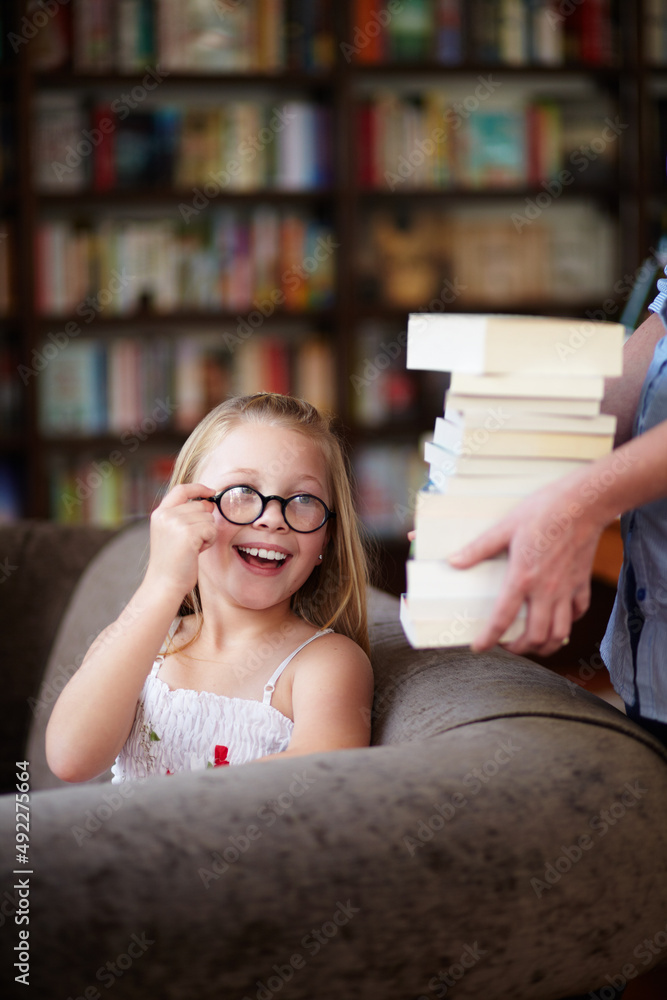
top-left (0, 521), bottom-right (118, 793)
top-left (2, 718), bottom-right (667, 999)
top-left (25, 520), bottom-right (150, 791)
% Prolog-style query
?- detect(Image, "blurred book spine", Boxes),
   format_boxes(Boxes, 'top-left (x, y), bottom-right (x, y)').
top-left (35, 208), bottom-right (336, 316)
top-left (34, 95), bottom-right (331, 194)
top-left (35, 331), bottom-right (335, 438)
top-left (34, 0), bottom-right (334, 73)
top-left (357, 201), bottom-right (617, 310)
top-left (348, 0), bottom-right (616, 66)
top-left (356, 90), bottom-right (618, 192)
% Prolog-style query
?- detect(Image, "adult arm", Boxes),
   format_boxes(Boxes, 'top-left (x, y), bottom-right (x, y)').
top-left (449, 418), bottom-right (667, 656)
top-left (602, 310), bottom-right (665, 444)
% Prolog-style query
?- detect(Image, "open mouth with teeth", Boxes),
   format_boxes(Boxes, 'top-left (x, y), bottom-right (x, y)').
top-left (235, 545), bottom-right (290, 570)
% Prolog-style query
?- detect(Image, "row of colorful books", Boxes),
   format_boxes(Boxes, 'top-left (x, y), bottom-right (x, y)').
top-left (37, 332), bottom-right (336, 437)
top-left (46, 439), bottom-right (424, 532)
top-left (645, 0), bottom-right (667, 64)
top-left (350, 320), bottom-right (447, 428)
top-left (48, 452), bottom-right (175, 526)
top-left (48, 439), bottom-right (426, 532)
top-left (34, 95), bottom-right (332, 193)
top-left (29, 0), bottom-right (334, 74)
top-left (358, 202), bottom-right (617, 310)
top-left (651, 100), bottom-right (667, 188)
top-left (401, 311), bottom-right (625, 648)
top-left (352, 441), bottom-right (425, 540)
top-left (357, 91), bottom-right (616, 191)
top-left (35, 210), bottom-right (336, 316)
top-left (350, 0), bottom-right (616, 67)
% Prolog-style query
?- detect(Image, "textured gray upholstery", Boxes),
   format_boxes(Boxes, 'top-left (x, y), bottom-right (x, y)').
top-left (26, 519), bottom-right (150, 791)
top-left (1, 521), bottom-right (667, 999)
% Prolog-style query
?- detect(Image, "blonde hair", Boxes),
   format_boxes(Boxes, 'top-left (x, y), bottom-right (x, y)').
top-left (167, 393), bottom-right (371, 657)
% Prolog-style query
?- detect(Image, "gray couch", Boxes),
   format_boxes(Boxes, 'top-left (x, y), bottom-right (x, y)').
top-left (1, 519), bottom-right (667, 999)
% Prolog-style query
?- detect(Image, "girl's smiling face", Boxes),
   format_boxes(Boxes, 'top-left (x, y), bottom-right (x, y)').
top-left (193, 422), bottom-right (330, 613)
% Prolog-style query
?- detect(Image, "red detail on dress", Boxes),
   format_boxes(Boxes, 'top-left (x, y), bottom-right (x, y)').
top-left (214, 745), bottom-right (230, 767)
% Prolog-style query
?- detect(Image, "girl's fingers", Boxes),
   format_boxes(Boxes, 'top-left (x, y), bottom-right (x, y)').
top-left (149, 484), bottom-right (218, 560)
top-left (154, 505), bottom-right (218, 548)
top-left (158, 482), bottom-right (216, 509)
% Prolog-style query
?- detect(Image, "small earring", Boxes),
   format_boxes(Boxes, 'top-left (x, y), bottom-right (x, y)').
top-left (318, 554), bottom-right (323, 561)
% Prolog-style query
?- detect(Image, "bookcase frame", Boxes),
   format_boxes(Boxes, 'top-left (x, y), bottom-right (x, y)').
top-left (2, 0), bottom-right (665, 594)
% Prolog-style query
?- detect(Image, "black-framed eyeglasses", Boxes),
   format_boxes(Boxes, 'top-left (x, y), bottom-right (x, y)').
top-left (202, 485), bottom-right (335, 533)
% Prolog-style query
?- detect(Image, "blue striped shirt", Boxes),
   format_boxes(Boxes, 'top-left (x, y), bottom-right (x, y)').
top-left (649, 274), bottom-right (667, 318)
top-left (600, 280), bottom-right (667, 719)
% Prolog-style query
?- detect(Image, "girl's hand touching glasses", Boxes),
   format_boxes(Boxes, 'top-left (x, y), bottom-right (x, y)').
top-left (144, 484), bottom-right (217, 599)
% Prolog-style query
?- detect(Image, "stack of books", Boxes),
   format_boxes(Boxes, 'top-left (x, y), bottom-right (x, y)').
top-left (400, 312), bottom-right (625, 648)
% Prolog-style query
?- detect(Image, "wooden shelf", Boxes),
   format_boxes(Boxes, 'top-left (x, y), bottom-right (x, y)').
top-left (0, 433), bottom-right (27, 452)
top-left (356, 184), bottom-right (620, 201)
top-left (352, 301), bottom-right (620, 320)
top-left (349, 62), bottom-right (623, 78)
top-left (0, 188), bottom-right (19, 207)
top-left (37, 308), bottom-right (335, 329)
top-left (33, 70), bottom-right (335, 88)
top-left (40, 431), bottom-right (185, 451)
top-left (37, 190), bottom-right (336, 207)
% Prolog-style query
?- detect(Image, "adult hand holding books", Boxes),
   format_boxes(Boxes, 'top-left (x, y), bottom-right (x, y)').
top-left (402, 311), bottom-right (628, 652)
top-left (404, 309), bottom-right (667, 656)
top-left (447, 465), bottom-right (606, 656)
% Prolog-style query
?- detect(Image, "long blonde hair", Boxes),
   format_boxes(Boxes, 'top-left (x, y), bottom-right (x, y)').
top-left (167, 393), bottom-right (371, 657)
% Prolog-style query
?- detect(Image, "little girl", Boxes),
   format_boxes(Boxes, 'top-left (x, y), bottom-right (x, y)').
top-left (46, 393), bottom-right (374, 782)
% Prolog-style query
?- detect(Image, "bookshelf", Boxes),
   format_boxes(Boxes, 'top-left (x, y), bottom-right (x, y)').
top-left (2, 1), bottom-right (665, 594)
top-left (1, 0), bottom-right (30, 521)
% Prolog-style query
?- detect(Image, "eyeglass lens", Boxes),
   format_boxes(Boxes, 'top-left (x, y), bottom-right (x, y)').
top-left (218, 487), bottom-right (327, 532)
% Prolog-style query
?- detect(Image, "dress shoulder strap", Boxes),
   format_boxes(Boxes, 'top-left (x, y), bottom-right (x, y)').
top-left (149, 657), bottom-right (164, 678)
top-left (262, 629), bottom-right (334, 706)
top-left (151, 619), bottom-right (181, 678)
top-left (160, 617), bottom-right (181, 653)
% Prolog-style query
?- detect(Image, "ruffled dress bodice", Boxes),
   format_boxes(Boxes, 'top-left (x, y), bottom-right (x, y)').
top-left (111, 628), bottom-right (332, 783)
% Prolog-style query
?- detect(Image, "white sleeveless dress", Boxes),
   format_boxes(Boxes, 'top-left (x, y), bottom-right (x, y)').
top-left (111, 628), bottom-right (333, 783)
